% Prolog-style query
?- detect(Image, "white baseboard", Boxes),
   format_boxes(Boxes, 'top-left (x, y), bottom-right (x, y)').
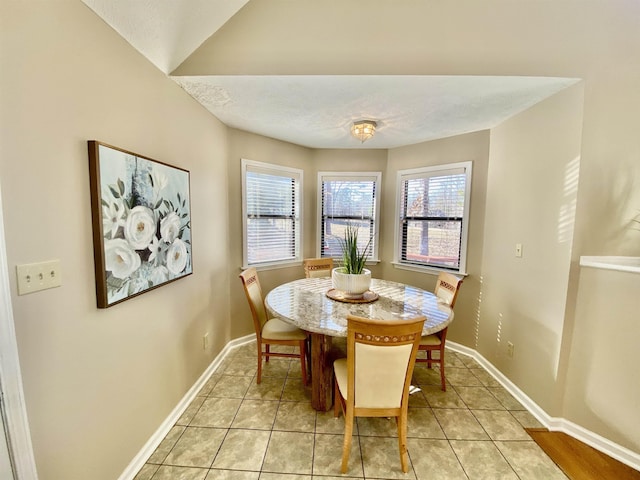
top-left (117, 333), bottom-right (256, 480)
top-left (447, 341), bottom-right (640, 472)
top-left (118, 335), bottom-right (638, 479)
top-left (547, 417), bottom-right (640, 472)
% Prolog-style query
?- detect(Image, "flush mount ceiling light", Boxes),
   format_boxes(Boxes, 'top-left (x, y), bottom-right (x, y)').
top-left (351, 120), bottom-right (377, 143)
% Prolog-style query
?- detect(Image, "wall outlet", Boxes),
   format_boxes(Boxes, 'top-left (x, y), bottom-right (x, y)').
top-left (507, 341), bottom-right (515, 358)
top-left (203, 332), bottom-right (209, 351)
top-left (16, 259), bottom-right (62, 295)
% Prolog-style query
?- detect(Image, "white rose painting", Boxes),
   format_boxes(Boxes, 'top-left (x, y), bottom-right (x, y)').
top-left (88, 141), bottom-right (192, 308)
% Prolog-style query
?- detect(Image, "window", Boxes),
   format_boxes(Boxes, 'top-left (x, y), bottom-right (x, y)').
top-left (242, 159), bottom-right (302, 268)
top-left (318, 172), bottom-right (381, 260)
top-left (395, 162), bottom-right (472, 274)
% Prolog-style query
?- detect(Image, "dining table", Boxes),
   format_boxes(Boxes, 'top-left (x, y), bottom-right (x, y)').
top-left (264, 276), bottom-right (454, 411)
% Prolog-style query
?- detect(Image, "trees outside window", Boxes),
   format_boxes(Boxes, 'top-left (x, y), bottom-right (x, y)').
top-left (396, 162), bottom-right (472, 273)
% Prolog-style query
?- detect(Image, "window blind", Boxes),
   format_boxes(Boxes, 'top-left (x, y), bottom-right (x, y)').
top-left (397, 163), bottom-right (471, 272)
top-left (319, 174), bottom-right (379, 259)
top-left (243, 160), bottom-right (301, 267)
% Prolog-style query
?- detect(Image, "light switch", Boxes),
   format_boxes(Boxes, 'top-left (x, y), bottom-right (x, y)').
top-left (16, 260), bottom-right (62, 295)
top-left (515, 243), bottom-right (523, 258)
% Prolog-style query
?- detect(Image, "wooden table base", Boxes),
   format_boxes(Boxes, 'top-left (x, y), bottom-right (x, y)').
top-left (310, 333), bottom-right (334, 411)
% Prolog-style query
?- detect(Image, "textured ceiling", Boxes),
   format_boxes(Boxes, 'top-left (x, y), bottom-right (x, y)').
top-left (172, 75), bottom-right (578, 149)
top-left (81, 0), bottom-right (579, 149)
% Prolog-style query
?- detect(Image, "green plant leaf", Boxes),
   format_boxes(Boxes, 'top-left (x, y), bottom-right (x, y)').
top-left (339, 223), bottom-right (371, 274)
top-left (108, 185), bottom-right (120, 199)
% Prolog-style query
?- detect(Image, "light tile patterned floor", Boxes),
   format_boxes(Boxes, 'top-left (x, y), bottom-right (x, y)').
top-left (134, 342), bottom-right (568, 480)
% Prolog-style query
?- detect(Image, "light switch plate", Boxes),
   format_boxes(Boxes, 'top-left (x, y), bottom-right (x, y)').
top-left (16, 260), bottom-right (62, 295)
top-left (515, 243), bottom-right (523, 258)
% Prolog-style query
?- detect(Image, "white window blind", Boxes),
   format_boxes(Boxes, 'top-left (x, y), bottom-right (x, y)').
top-left (318, 172), bottom-right (381, 260)
top-left (242, 159), bottom-right (302, 267)
top-left (396, 162), bottom-right (472, 273)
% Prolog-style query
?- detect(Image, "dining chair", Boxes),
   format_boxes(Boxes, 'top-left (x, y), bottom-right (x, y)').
top-left (302, 257), bottom-right (333, 364)
top-left (303, 257), bottom-right (334, 278)
top-left (333, 314), bottom-right (425, 473)
top-left (239, 267), bottom-right (308, 385)
top-left (416, 271), bottom-right (463, 391)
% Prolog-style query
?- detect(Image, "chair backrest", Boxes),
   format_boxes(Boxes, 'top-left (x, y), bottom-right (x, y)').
top-left (239, 267), bottom-right (268, 337)
top-left (346, 314), bottom-right (425, 410)
top-left (303, 257), bottom-right (334, 278)
top-left (434, 272), bottom-right (463, 308)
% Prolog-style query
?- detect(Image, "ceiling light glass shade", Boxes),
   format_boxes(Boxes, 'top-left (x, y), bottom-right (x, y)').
top-left (351, 120), bottom-right (377, 143)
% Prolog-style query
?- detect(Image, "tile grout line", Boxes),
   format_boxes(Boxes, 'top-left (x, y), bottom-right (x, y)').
top-left (137, 346), bottom-right (565, 480)
top-left (429, 357), bottom-right (473, 480)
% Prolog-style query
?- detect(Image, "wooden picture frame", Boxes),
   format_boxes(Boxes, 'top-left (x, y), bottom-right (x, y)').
top-left (88, 141), bottom-right (192, 308)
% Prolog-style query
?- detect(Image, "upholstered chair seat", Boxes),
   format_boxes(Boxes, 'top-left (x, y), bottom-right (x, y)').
top-left (262, 318), bottom-right (308, 341)
top-left (239, 267), bottom-right (308, 385)
top-left (334, 314), bottom-right (425, 473)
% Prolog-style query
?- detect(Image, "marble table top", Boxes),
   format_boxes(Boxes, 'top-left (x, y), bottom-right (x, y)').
top-left (265, 277), bottom-right (453, 337)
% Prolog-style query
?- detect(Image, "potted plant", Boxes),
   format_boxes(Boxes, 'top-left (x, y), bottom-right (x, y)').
top-left (332, 223), bottom-right (372, 298)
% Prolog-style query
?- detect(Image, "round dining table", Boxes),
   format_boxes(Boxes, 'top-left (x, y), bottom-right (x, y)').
top-left (265, 277), bottom-right (454, 411)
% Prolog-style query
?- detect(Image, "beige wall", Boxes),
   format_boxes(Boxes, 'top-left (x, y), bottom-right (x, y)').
top-left (177, 0), bottom-right (640, 257)
top-left (227, 138), bottom-right (389, 339)
top-left (3, 1), bottom-right (640, 477)
top-left (383, 132), bottom-right (490, 348)
top-left (228, 130), bottom-right (488, 348)
top-left (481, 85), bottom-right (585, 414)
top-left (0, 2), bottom-right (230, 479)
top-left (226, 129), bottom-right (313, 339)
top-left (310, 148), bottom-right (388, 278)
top-left (178, 0), bottom-right (640, 456)
top-left (564, 266), bottom-right (640, 452)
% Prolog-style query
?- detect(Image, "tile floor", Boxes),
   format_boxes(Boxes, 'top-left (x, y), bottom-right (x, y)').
top-left (133, 342), bottom-right (568, 480)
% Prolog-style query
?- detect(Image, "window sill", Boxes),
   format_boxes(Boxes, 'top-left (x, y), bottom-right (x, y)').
top-left (241, 260), bottom-right (303, 272)
top-left (391, 261), bottom-right (468, 277)
top-left (319, 257), bottom-right (381, 266)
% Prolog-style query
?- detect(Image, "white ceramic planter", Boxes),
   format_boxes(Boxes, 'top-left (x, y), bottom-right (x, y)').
top-left (331, 267), bottom-right (371, 299)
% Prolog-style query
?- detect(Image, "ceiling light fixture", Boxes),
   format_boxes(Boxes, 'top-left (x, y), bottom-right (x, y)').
top-left (351, 120), bottom-right (377, 143)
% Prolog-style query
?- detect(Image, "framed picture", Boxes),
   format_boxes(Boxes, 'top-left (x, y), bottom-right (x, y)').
top-left (88, 141), bottom-right (192, 308)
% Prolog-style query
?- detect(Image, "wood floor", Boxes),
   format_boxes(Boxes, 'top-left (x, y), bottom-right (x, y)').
top-left (526, 429), bottom-right (640, 480)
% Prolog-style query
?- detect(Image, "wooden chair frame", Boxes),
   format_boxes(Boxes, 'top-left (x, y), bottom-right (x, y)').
top-left (239, 267), bottom-right (308, 385)
top-left (303, 257), bottom-right (334, 278)
top-left (416, 272), bottom-right (463, 391)
top-left (334, 314), bottom-right (425, 473)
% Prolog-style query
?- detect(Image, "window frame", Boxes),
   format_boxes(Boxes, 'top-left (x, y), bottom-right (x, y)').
top-left (394, 161), bottom-right (472, 275)
top-left (316, 171), bottom-right (382, 262)
top-left (241, 158), bottom-right (303, 269)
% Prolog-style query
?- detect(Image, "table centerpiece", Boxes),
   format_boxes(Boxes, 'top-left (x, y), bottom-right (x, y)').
top-left (331, 223), bottom-right (372, 299)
